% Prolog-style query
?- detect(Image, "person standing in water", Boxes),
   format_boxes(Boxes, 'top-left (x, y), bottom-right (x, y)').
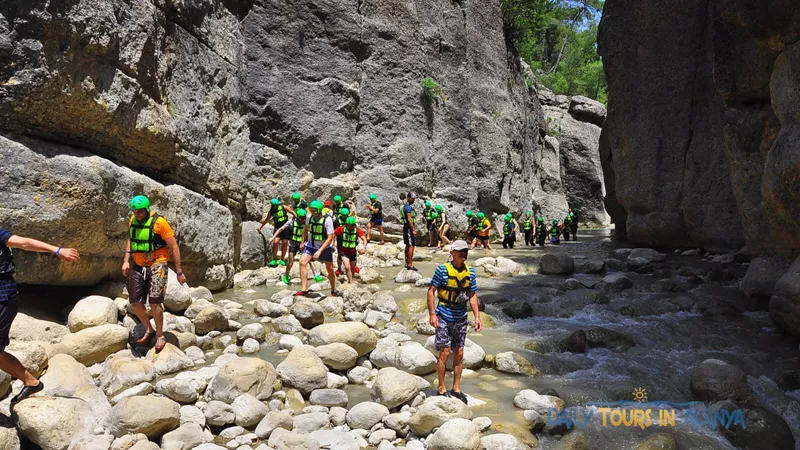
top-left (365, 193), bottom-right (385, 245)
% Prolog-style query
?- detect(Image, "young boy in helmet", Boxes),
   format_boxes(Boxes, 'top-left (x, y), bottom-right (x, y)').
top-left (474, 212), bottom-right (492, 251)
top-left (335, 206), bottom-right (351, 276)
top-left (435, 205), bottom-right (452, 248)
top-left (522, 212), bottom-right (534, 246)
top-left (502, 213), bottom-right (517, 249)
top-left (535, 216), bottom-right (547, 246)
top-left (273, 208), bottom-right (308, 285)
top-left (291, 192), bottom-right (307, 210)
top-left (423, 201), bottom-right (437, 247)
top-left (296, 201), bottom-right (337, 297)
top-left (334, 217), bottom-right (367, 284)
top-left (123, 195), bottom-right (186, 352)
top-left (0, 228), bottom-right (79, 403)
top-left (549, 219), bottom-right (561, 245)
top-left (427, 240), bottom-right (481, 403)
top-left (258, 198), bottom-right (297, 267)
top-left (365, 193), bottom-right (385, 245)
top-left (465, 210), bottom-right (478, 246)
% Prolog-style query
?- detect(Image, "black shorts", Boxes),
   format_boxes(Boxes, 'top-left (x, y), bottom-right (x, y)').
top-left (128, 263), bottom-right (167, 305)
top-left (468, 231), bottom-right (477, 240)
top-left (288, 241), bottom-right (302, 254)
top-left (0, 280), bottom-right (20, 353)
top-left (277, 226), bottom-right (292, 240)
top-left (477, 235), bottom-right (488, 241)
top-left (426, 220), bottom-right (436, 231)
top-left (403, 226), bottom-right (415, 246)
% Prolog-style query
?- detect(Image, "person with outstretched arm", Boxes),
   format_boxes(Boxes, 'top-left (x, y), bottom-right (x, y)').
top-left (401, 192), bottom-right (418, 270)
top-left (0, 227), bottom-right (79, 404)
top-left (427, 240), bottom-right (481, 404)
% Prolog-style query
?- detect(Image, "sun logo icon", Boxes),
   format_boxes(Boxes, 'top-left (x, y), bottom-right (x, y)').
top-left (632, 387), bottom-right (648, 403)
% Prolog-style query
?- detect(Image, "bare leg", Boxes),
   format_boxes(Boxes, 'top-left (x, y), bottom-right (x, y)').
top-left (379, 225), bottom-right (385, 244)
top-left (130, 302), bottom-right (153, 333)
top-left (409, 244), bottom-right (415, 266)
top-left (437, 347), bottom-right (450, 393)
top-left (0, 352), bottom-right (38, 386)
top-left (286, 251), bottom-right (296, 275)
top-left (280, 239), bottom-right (288, 261)
top-left (150, 303), bottom-right (165, 339)
top-left (299, 253), bottom-right (312, 291)
top-left (271, 237), bottom-right (280, 262)
top-left (365, 222), bottom-right (373, 244)
top-left (452, 348), bottom-right (465, 392)
top-left (325, 261), bottom-right (336, 294)
top-left (343, 257), bottom-right (354, 284)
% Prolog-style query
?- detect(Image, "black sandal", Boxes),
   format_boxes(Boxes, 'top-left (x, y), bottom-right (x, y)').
top-left (449, 390), bottom-right (468, 404)
top-left (11, 381), bottom-right (44, 404)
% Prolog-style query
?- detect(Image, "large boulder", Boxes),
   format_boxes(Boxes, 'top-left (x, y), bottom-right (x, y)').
top-left (312, 343), bottom-right (359, 370)
top-left (4, 341), bottom-right (49, 378)
top-left (539, 253), bottom-right (575, 275)
top-left (67, 295), bottom-right (118, 332)
top-left (345, 402), bottom-right (389, 430)
top-left (427, 418), bottom-right (481, 450)
top-left (9, 313), bottom-right (69, 343)
top-left (232, 393), bottom-right (269, 427)
top-left (690, 359), bottom-right (753, 403)
top-left (395, 269), bottom-right (423, 284)
top-left (409, 396), bottom-right (473, 436)
top-left (307, 322), bottom-right (378, 356)
top-left (769, 255), bottom-right (800, 336)
top-left (164, 269), bottom-right (192, 313)
top-left (239, 221), bottom-right (271, 270)
top-left (276, 346), bottom-right (329, 395)
top-left (106, 396), bottom-right (181, 438)
top-left (627, 248), bottom-right (666, 264)
top-left (146, 344), bottom-right (195, 375)
top-left (160, 423), bottom-right (210, 450)
top-left (52, 324), bottom-right (128, 366)
top-left (192, 306), bottom-right (229, 335)
top-left (205, 357), bottom-right (277, 403)
top-left (513, 390), bottom-right (565, 415)
top-left (369, 338), bottom-right (437, 375)
top-left (290, 301), bottom-right (325, 329)
top-left (494, 352), bottom-right (540, 376)
top-left (14, 397), bottom-right (95, 450)
top-left (740, 256), bottom-right (792, 298)
top-left (370, 367), bottom-right (420, 409)
top-left (156, 372), bottom-right (208, 404)
top-left (40, 354), bottom-right (112, 421)
top-left (98, 355), bottom-right (156, 396)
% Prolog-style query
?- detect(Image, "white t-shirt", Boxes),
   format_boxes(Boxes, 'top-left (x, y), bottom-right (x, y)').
top-left (305, 214), bottom-right (335, 248)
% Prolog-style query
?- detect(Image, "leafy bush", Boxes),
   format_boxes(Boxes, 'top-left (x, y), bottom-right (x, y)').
top-left (422, 77), bottom-right (447, 104)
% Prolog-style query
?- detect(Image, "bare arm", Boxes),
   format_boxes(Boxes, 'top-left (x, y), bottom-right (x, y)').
top-left (469, 291), bottom-right (482, 332)
top-left (406, 211), bottom-right (416, 233)
top-left (284, 205), bottom-right (297, 218)
top-left (7, 235), bottom-right (80, 262)
top-left (427, 285), bottom-right (438, 328)
top-left (165, 236), bottom-right (186, 284)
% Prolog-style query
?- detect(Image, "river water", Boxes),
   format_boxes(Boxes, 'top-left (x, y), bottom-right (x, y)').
top-left (213, 229), bottom-right (799, 449)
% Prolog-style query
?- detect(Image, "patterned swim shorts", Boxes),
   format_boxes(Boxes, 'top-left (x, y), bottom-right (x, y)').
top-left (128, 262), bottom-right (168, 304)
top-left (434, 317), bottom-right (468, 351)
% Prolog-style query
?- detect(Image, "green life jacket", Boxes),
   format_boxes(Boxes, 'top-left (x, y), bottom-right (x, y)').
top-left (309, 215), bottom-right (329, 245)
top-left (424, 207), bottom-right (435, 221)
top-left (568, 212), bottom-right (576, 222)
top-left (271, 204), bottom-right (287, 225)
top-left (400, 204), bottom-right (415, 224)
top-left (370, 200), bottom-right (383, 219)
top-left (290, 219), bottom-right (304, 244)
top-left (523, 218), bottom-right (533, 230)
top-left (342, 226), bottom-right (358, 249)
top-left (468, 217), bottom-right (479, 229)
top-left (550, 224), bottom-right (559, 236)
top-left (129, 213), bottom-right (167, 254)
top-left (503, 222), bottom-right (513, 236)
top-left (564, 215), bottom-right (572, 224)
top-left (437, 212), bottom-right (446, 226)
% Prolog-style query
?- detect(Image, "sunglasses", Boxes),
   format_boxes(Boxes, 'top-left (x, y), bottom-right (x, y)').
top-left (453, 249), bottom-right (469, 255)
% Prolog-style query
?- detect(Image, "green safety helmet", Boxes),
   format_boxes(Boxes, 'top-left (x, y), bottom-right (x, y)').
top-left (271, 198), bottom-right (280, 206)
top-left (296, 208), bottom-right (307, 218)
top-left (552, 219), bottom-right (558, 224)
top-left (309, 200), bottom-right (323, 211)
top-left (504, 215), bottom-right (511, 222)
top-left (425, 201), bottom-right (431, 207)
top-left (292, 192), bottom-right (301, 201)
top-left (435, 205), bottom-right (443, 212)
top-left (345, 216), bottom-right (357, 225)
top-left (505, 212), bottom-right (512, 218)
top-left (477, 212), bottom-right (485, 219)
top-left (333, 195), bottom-right (342, 202)
top-left (538, 217), bottom-right (544, 223)
top-left (465, 210), bottom-right (473, 217)
top-left (129, 195), bottom-right (150, 211)
top-left (527, 211), bottom-right (533, 216)
top-left (339, 207), bottom-right (350, 216)
top-left (369, 193), bottom-right (377, 200)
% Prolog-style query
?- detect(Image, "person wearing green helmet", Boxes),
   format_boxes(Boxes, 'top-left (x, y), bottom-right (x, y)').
top-left (535, 216), bottom-right (547, 246)
top-left (423, 201), bottom-right (437, 247)
top-left (567, 208), bottom-right (578, 241)
top-left (296, 200), bottom-right (337, 297)
top-left (291, 192), bottom-right (307, 210)
top-left (401, 192), bottom-right (419, 271)
top-left (334, 215), bottom-right (367, 284)
top-left (0, 227), bottom-right (80, 404)
top-left (334, 207), bottom-right (350, 275)
top-left (474, 212), bottom-right (492, 251)
top-left (332, 195), bottom-right (344, 217)
top-left (273, 208), bottom-right (308, 285)
top-left (465, 210), bottom-right (479, 245)
top-left (435, 205), bottom-right (452, 248)
top-left (502, 213), bottom-right (518, 249)
top-left (258, 197), bottom-right (297, 267)
top-left (522, 211), bottom-right (534, 246)
top-left (123, 194), bottom-right (186, 352)
top-left (549, 218), bottom-right (561, 245)
top-left (365, 193), bottom-right (385, 245)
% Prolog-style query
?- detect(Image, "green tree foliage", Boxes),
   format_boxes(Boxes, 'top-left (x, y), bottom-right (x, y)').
top-left (502, 0), bottom-right (607, 104)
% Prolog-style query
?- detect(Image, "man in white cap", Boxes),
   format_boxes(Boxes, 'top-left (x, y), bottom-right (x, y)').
top-left (426, 239), bottom-right (481, 403)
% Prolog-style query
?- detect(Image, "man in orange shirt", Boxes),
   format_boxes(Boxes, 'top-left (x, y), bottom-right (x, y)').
top-left (122, 195), bottom-right (186, 352)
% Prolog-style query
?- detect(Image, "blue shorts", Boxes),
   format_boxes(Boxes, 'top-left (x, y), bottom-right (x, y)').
top-left (303, 244), bottom-right (334, 263)
top-left (370, 218), bottom-right (383, 225)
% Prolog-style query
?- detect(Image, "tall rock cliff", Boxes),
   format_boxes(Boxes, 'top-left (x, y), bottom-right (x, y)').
top-left (599, 0), bottom-right (800, 335)
top-left (0, 0), bottom-right (564, 288)
top-left (599, 0), bottom-right (800, 255)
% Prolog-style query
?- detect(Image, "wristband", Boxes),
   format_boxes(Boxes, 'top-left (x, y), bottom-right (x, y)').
top-left (177, 272), bottom-right (184, 276)
top-left (55, 247), bottom-right (62, 256)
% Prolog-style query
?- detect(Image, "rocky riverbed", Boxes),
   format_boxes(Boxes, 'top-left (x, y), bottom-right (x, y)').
top-left (1, 230), bottom-right (798, 450)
